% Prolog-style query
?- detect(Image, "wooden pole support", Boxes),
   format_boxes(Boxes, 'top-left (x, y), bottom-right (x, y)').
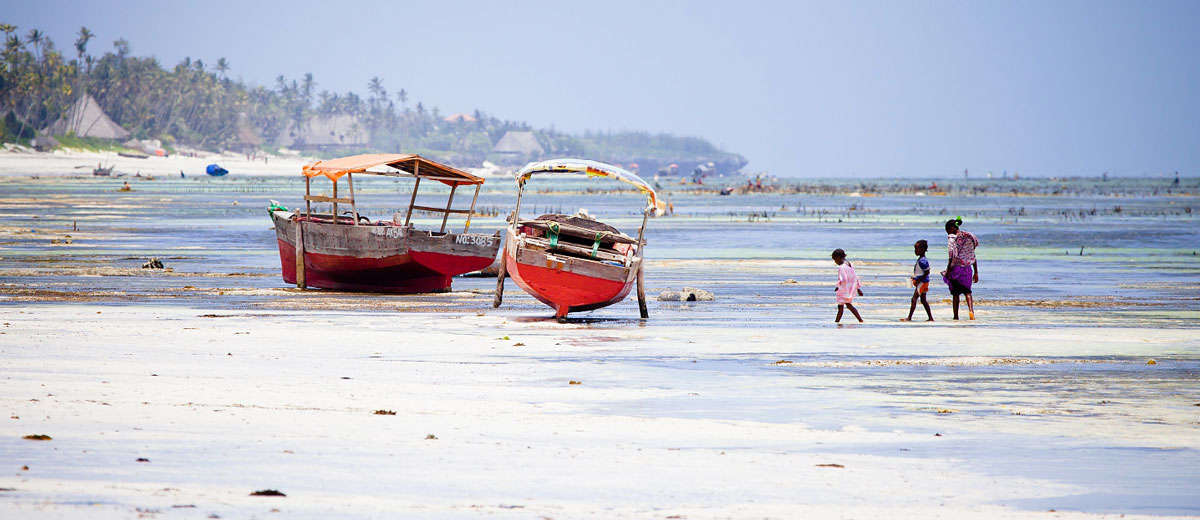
top-left (636, 264), bottom-right (648, 319)
top-left (294, 220), bottom-right (306, 289)
top-left (493, 247), bottom-right (507, 308)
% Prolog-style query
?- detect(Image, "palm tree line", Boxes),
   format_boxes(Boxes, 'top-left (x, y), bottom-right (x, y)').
top-left (1, 23), bottom-right (742, 167)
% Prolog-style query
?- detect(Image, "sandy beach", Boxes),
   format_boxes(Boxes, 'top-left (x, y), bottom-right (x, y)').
top-left (0, 147), bottom-right (313, 178)
top-left (3, 301), bottom-right (1198, 519)
top-left (1, 171), bottom-right (1198, 519)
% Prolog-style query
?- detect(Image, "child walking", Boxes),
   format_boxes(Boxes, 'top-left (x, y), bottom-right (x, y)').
top-left (901, 240), bottom-right (934, 322)
top-left (831, 249), bottom-right (864, 323)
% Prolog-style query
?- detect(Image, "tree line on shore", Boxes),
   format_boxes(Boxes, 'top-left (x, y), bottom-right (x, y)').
top-left (0, 23), bottom-right (745, 170)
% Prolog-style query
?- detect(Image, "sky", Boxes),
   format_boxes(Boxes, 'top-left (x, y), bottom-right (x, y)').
top-left (4, 0), bottom-right (1199, 177)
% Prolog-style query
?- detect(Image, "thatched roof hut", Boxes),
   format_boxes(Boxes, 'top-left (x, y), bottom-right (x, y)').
top-left (44, 94), bottom-right (130, 140)
top-left (492, 131), bottom-right (543, 158)
top-left (278, 115), bottom-right (367, 150)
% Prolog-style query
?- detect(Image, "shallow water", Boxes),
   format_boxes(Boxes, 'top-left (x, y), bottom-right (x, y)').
top-left (2, 174), bottom-right (1199, 515)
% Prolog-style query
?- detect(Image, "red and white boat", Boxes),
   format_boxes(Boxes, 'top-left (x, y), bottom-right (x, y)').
top-left (270, 153), bottom-right (500, 293)
top-left (493, 159), bottom-right (664, 320)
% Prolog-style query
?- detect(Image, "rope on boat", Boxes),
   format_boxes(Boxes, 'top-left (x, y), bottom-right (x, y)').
top-left (590, 232), bottom-right (603, 259)
top-left (547, 221), bottom-right (560, 249)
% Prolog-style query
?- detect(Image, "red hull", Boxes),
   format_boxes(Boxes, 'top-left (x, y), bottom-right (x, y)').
top-left (504, 248), bottom-right (633, 318)
top-left (272, 212), bottom-right (499, 294)
top-left (277, 239), bottom-right (452, 293)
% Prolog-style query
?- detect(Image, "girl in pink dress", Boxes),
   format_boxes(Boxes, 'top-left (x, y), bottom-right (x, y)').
top-left (832, 249), bottom-right (864, 323)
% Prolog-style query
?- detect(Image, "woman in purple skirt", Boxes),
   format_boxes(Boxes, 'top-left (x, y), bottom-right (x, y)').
top-left (940, 217), bottom-right (979, 320)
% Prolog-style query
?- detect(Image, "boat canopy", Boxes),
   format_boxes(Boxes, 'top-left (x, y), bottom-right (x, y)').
top-left (302, 153), bottom-right (483, 186)
top-left (516, 158), bottom-right (665, 215)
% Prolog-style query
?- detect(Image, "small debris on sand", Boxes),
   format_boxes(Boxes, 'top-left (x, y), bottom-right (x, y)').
top-left (815, 463), bottom-right (845, 468)
top-left (425, 434), bottom-right (438, 440)
top-left (657, 287), bottom-right (715, 302)
top-left (142, 258), bottom-right (164, 269)
top-left (569, 380), bottom-right (582, 385)
top-left (249, 489), bottom-right (285, 497)
top-left (373, 410), bottom-right (396, 415)
top-left (22, 434), bottom-right (51, 441)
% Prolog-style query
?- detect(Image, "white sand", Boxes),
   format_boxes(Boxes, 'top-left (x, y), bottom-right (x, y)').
top-left (2, 303), bottom-right (1197, 519)
top-left (0, 148), bottom-right (311, 177)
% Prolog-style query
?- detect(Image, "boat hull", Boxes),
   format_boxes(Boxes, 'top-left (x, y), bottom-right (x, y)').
top-left (272, 211), bottom-right (499, 293)
top-left (503, 230), bottom-right (637, 318)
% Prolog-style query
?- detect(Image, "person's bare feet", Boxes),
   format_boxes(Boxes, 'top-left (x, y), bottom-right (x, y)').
top-left (899, 318), bottom-right (912, 322)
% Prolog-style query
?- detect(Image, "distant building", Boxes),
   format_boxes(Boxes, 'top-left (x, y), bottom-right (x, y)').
top-left (278, 114), bottom-right (367, 150)
top-left (492, 131), bottom-right (543, 163)
top-left (235, 114), bottom-right (263, 153)
top-left (444, 113), bottom-right (477, 123)
top-left (44, 94), bottom-right (130, 140)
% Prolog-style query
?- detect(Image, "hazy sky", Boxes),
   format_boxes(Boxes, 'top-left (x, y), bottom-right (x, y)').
top-left (6, 0), bottom-right (1198, 176)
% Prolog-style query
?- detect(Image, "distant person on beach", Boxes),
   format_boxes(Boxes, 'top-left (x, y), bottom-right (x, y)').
top-left (832, 248), bottom-right (864, 323)
top-left (901, 240), bottom-right (933, 322)
top-left (940, 218), bottom-right (979, 320)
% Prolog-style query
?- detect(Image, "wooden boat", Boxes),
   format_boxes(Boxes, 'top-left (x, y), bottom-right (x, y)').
top-left (269, 153), bottom-right (501, 293)
top-left (493, 159), bottom-right (664, 320)
top-left (92, 162), bottom-right (114, 176)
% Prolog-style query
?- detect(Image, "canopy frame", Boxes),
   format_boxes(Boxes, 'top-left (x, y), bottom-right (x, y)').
top-left (510, 158), bottom-right (659, 260)
top-left (300, 153), bottom-right (484, 233)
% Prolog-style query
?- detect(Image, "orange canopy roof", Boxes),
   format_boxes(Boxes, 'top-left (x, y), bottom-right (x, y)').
top-left (301, 153), bottom-right (484, 186)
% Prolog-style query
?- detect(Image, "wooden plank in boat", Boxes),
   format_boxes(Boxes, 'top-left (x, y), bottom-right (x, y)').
top-left (304, 195), bottom-right (355, 205)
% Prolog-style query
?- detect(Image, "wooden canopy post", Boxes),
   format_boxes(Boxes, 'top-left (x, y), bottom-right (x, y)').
top-left (635, 208), bottom-right (650, 256)
top-left (404, 162), bottom-right (421, 226)
top-left (331, 178), bottom-right (339, 223)
top-left (463, 184), bottom-right (481, 233)
top-left (511, 182), bottom-right (525, 227)
top-left (305, 176), bottom-right (311, 217)
top-left (440, 183), bottom-right (458, 233)
top-left (347, 172), bottom-right (358, 225)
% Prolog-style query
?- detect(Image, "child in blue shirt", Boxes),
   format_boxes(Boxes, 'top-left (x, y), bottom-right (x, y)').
top-left (901, 240), bottom-right (934, 322)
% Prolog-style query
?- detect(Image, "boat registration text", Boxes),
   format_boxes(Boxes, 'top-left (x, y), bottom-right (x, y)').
top-left (455, 234), bottom-right (496, 247)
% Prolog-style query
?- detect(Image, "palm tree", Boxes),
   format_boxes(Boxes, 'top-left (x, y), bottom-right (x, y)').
top-left (368, 76), bottom-right (384, 99)
top-left (215, 57), bottom-right (229, 78)
top-left (300, 72), bottom-right (314, 108)
top-left (25, 28), bottom-right (43, 62)
top-left (74, 26), bottom-right (93, 63)
top-left (396, 88), bottom-right (407, 111)
top-left (112, 38), bottom-right (129, 61)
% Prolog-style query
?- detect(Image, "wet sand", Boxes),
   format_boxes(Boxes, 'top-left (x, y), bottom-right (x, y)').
top-left (1, 174), bottom-right (1198, 518)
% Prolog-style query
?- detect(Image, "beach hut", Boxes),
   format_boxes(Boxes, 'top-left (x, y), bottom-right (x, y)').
top-left (492, 130), bottom-right (543, 163)
top-left (44, 94), bottom-right (130, 140)
top-left (235, 115), bottom-right (263, 153)
top-left (278, 114), bottom-right (368, 151)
